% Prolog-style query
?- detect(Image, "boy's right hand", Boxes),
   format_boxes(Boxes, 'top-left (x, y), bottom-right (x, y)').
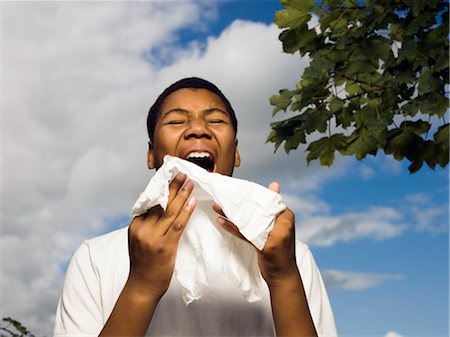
top-left (127, 173), bottom-right (196, 300)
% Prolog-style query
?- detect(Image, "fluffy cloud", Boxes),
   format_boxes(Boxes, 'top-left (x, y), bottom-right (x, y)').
top-left (281, 189), bottom-right (407, 247)
top-left (358, 155), bottom-right (402, 180)
top-left (322, 270), bottom-right (403, 291)
top-left (404, 192), bottom-right (449, 234)
top-left (384, 331), bottom-right (404, 337)
top-left (296, 206), bottom-right (406, 246)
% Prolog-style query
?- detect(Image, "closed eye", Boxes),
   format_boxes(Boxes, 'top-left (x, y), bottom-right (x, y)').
top-left (166, 120), bottom-right (186, 125)
top-left (208, 119), bottom-right (226, 124)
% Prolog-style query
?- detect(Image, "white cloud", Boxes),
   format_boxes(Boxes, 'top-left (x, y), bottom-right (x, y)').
top-left (360, 164), bottom-right (376, 179)
top-left (322, 269), bottom-right (403, 291)
top-left (384, 331), bottom-right (404, 337)
top-left (411, 204), bottom-right (449, 234)
top-left (357, 155), bottom-right (402, 179)
top-left (403, 193), bottom-right (449, 234)
top-left (281, 192), bottom-right (330, 217)
top-left (297, 207), bottom-right (406, 246)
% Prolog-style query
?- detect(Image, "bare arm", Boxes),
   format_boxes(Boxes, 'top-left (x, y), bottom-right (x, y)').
top-left (260, 205), bottom-right (317, 337)
top-left (214, 182), bottom-right (317, 337)
top-left (99, 173), bottom-right (197, 337)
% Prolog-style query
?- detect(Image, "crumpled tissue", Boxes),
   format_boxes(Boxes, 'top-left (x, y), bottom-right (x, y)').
top-left (131, 155), bottom-right (286, 305)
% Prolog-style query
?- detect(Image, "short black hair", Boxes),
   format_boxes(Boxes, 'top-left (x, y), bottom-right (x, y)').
top-left (147, 77), bottom-right (238, 141)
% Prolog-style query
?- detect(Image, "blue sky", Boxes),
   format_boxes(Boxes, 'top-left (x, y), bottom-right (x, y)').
top-left (2, 1), bottom-right (448, 337)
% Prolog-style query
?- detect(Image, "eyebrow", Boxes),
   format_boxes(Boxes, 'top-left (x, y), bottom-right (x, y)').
top-left (161, 108), bottom-right (229, 117)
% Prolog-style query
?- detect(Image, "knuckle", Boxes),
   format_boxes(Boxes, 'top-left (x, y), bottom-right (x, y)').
top-left (163, 208), bottom-right (176, 221)
top-left (129, 216), bottom-right (143, 233)
top-left (153, 242), bottom-right (166, 254)
top-left (281, 208), bottom-right (295, 223)
top-left (130, 226), bottom-right (146, 244)
top-left (172, 219), bottom-right (184, 232)
top-left (180, 180), bottom-right (194, 194)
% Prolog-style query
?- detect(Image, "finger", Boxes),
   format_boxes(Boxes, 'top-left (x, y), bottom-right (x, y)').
top-left (159, 179), bottom-right (195, 235)
top-left (212, 203), bottom-right (226, 217)
top-left (266, 208), bottom-right (295, 246)
top-left (268, 181), bottom-right (280, 193)
top-left (216, 216), bottom-right (252, 245)
top-left (166, 196), bottom-right (197, 241)
top-left (129, 206), bottom-right (163, 240)
top-left (168, 173), bottom-right (187, 203)
top-left (143, 204), bottom-right (164, 223)
top-left (128, 213), bottom-right (146, 235)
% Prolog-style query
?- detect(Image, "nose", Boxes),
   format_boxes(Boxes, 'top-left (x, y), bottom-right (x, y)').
top-left (184, 117), bottom-right (212, 139)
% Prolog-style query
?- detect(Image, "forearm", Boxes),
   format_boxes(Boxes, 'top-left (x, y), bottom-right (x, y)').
top-left (269, 269), bottom-right (318, 337)
top-left (99, 276), bottom-right (161, 337)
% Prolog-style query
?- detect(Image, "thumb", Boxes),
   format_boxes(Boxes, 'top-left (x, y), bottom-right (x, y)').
top-left (268, 181), bottom-right (280, 193)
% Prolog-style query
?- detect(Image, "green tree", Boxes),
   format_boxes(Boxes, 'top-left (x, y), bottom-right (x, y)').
top-left (269, 0), bottom-right (449, 173)
top-left (0, 318), bottom-right (35, 337)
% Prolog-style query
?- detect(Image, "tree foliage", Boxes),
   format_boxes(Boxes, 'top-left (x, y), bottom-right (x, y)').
top-left (0, 318), bottom-right (35, 337)
top-left (269, 0), bottom-right (449, 173)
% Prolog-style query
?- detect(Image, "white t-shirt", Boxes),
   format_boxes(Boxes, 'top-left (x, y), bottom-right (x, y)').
top-left (53, 226), bottom-right (337, 336)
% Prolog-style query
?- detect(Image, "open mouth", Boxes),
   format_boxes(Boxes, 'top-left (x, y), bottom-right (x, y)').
top-left (186, 152), bottom-right (215, 172)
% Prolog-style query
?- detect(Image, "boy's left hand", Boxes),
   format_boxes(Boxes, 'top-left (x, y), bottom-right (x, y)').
top-left (213, 181), bottom-right (298, 287)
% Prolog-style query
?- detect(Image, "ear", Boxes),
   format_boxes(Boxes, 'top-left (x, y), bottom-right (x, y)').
top-left (147, 141), bottom-right (156, 169)
top-left (234, 139), bottom-right (241, 167)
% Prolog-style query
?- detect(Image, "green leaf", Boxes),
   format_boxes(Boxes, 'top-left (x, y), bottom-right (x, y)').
top-left (275, 0), bottom-right (314, 46)
top-left (335, 106), bottom-right (354, 128)
top-left (434, 124), bottom-right (449, 167)
top-left (345, 127), bottom-right (379, 160)
top-left (417, 93), bottom-right (449, 118)
top-left (418, 70), bottom-right (440, 95)
top-left (284, 129), bottom-right (307, 152)
top-left (307, 133), bottom-right (349, 166)
top-left (267, 115), bottom-right (307, 153)
top-left (400, 120), bottom-right (431, 136)
top-left (345, 81), bottom-right (362, 95)
top-left (280, 0), bottom-right (315, 12)
top-left (306, 137), bottom-right (335, 166)
top-left (330, 96), bottom-right (344, 111)
top-left (401, 100), bottom-right (419, 117)
top-left (279, 24), bottom-right (317, 55)
top-left (384, 128), bottom-right (421, 162)
top-left (434, 123), bottom-right (449, 146)
top-left (302, 106), bottom-right (331, 134)
top-left (275, 7), bottom-right (310, 30)
top-left (408, 140), bottom-right (441, 173)
top-left (270, 89), bottom-right (296, 116)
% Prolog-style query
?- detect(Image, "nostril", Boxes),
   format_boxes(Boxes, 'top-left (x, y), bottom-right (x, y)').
top-left (185, 123), bottom-right (212, 139)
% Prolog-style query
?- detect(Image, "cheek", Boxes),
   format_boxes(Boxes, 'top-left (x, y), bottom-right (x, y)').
top-left (152, 132), bottom-right (180, 161)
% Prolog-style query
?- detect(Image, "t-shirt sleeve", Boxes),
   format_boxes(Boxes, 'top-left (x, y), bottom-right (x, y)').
top-left (53, 242), bottom-right (104, 337)
top-left (296, 241), bottom-right (338, 337)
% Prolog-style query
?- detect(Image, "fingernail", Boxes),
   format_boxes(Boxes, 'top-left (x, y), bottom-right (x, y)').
top-left (216, 216), bottom-right (227, 225)
top-left (182, 179), bottom-right (193, 190)
top-left (186, 196), bottom-right (196, 210)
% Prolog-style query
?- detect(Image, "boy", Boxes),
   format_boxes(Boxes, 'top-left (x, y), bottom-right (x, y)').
top-left (54, 77), bottom-right (337, 337)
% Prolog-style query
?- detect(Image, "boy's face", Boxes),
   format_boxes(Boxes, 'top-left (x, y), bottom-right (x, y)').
top-left (147, 88), bottom-right (240, 176)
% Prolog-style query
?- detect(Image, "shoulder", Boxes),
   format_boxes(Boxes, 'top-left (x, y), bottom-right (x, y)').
top-left (294, 239), bottom-right (323, 290)
top-left (294, 239), bottom-right (313, 264)
top-left (83, 226), bottom-right (129, 250)
top-left (71, 226), bottom-right (129, 272)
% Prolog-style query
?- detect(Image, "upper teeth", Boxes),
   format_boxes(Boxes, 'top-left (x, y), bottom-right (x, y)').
top-left (187, 152), bottom-right (211, 159)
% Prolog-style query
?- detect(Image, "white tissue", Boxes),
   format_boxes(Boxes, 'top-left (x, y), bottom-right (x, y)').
top-left (131, 155), bottom-right (286, 304)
